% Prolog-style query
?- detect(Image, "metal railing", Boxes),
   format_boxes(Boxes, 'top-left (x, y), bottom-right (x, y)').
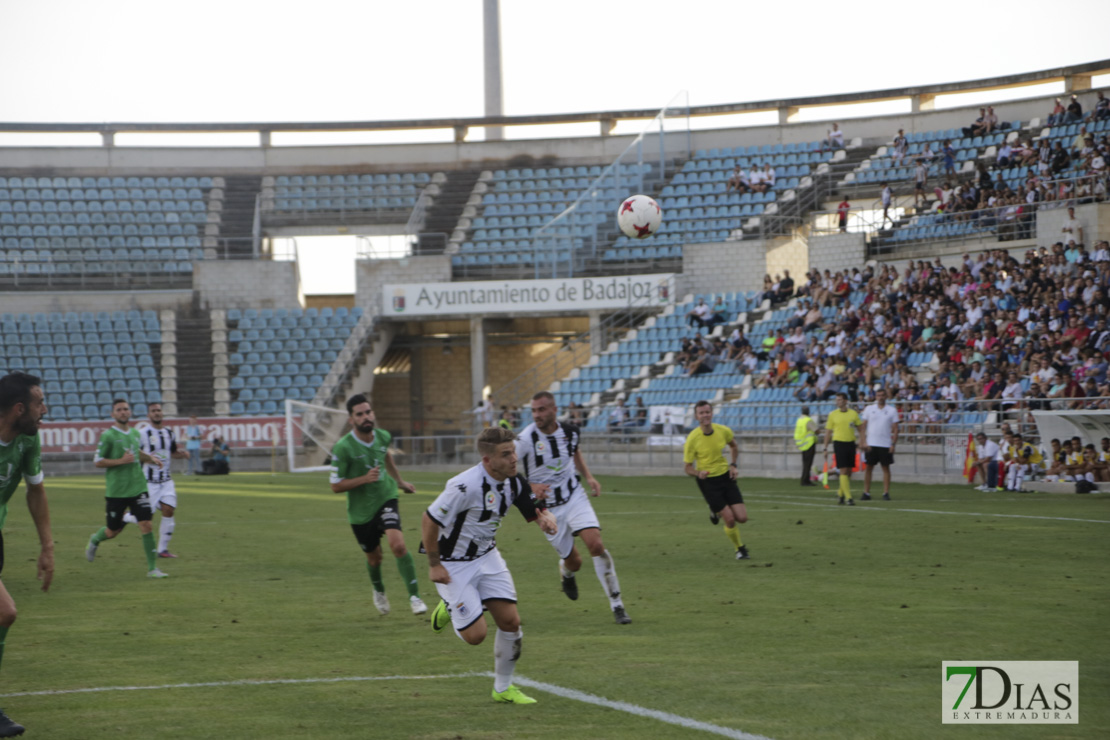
top-left (310, 305), bottom-right (379, 407)
top-left (481, 274), bottom-right (677, 419)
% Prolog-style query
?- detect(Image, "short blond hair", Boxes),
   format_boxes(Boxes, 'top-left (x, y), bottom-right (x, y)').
top-left (477, 426), bottom-right (516, 457)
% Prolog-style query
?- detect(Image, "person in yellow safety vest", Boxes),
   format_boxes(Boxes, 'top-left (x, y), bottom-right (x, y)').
top-left (794, 406), bottom-right (818, 486)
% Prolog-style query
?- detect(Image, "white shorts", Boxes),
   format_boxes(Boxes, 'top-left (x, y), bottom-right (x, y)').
top-left (434, 548), bottom-right (516, 631)
top-left (148, 480), bottom-right (178, 510)
top-left (544, 493), bottom-right (600, 559)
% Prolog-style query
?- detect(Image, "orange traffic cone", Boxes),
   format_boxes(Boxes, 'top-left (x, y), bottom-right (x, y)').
top-left (853, 451), bottom-right (863, 473)
top-left (820, 460), bottom-right (829, 489)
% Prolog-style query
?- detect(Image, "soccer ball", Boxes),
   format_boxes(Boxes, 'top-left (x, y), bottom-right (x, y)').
top-left (617, 194), bottom-right (662, 239)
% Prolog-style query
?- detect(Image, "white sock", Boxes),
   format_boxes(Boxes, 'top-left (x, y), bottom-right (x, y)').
top-left (158, 516), bottom-right (175, 553)
top-left (559, 558), bottom-right (574, 580)
top-left (1013, 466), bottom-right (1025, 490)
top-left (493, 628), bottom-right (522, 693)
top-left (1085, 472), bottom-right (1096, 483)
top-left (592, 551), bottom-right (623, 609)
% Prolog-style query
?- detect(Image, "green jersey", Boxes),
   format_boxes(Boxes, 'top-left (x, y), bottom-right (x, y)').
top-left (0, 433), bottom-right (43, 530)
top-left (329, 429), bottom-right (398, 525)
top-left (96, 426), bottom-right (148, 499)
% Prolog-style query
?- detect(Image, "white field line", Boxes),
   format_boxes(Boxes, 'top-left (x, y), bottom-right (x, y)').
top-left (1, 671), bottom-right (775, 740)
top-left (605, 490), bottom-right (1110, 524)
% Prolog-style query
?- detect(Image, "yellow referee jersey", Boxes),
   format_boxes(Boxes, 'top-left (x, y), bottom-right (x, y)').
top-left (825, 408), bottom-right (861, 443)
top-left (684, 423), bottom-right (733, 477)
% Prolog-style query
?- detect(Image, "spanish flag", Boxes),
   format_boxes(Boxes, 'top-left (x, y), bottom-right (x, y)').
top-left (963, 433), bottom-right (975, 482)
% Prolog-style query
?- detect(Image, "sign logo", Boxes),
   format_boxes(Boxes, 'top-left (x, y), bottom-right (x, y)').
top-left (942, 661), bottom-right (1077, 724)
top-left (485, 491), bottom-right (496, 508)
top-left (392, 290), bottom-right (406, 313)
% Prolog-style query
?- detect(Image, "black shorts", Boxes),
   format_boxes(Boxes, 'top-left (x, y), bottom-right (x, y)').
top-left (833, 441), bottom-right (857, 470)
top-left (865, 446), bottom-right (894, 466)
top-left (350, 499), bottom-right (402, 553)
top-left (106, 493), bottom-right (153, 531)
top-left (695, 473), bottom-right (744, 513)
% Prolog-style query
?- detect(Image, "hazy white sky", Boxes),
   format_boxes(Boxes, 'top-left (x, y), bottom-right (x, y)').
top-left (2, 0), bottom-right (1107, 123)
top-left (1, 1), bottom-right (1107, 292)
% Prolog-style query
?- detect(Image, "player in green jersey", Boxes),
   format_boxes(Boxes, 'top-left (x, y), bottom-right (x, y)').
top-left (329, 394), bottom-right (426, 616)
top-left (0, 372), bottom-right (55, 738)
top-left (85, 399), bottom-right (168, 578)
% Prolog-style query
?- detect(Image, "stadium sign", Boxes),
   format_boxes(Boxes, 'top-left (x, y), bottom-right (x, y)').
top-left (942, 661), bottom-right (1077, 724)
top-left (383, 273), bottom-right (675, 317)
top-left (38, 416), bottom-right (287, 454)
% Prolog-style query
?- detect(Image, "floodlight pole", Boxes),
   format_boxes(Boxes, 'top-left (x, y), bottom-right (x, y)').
top-left (483, 0), bottom-right (504, 141)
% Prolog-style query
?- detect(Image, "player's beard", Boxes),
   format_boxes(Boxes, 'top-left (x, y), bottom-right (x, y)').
top-left (357, 420), bottom-right (374, 434)
top-left (15, 407), bottom-right (40, 435)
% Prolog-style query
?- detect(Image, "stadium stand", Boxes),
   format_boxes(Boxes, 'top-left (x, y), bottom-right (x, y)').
top-left (0, 310), bottom-right (162, 420)
top-left (264, 172), bottom-right (433, 214)
top-left (224, 307), bottom-right (363, 416)
top-left (0, 176), bottom-right (218, 284)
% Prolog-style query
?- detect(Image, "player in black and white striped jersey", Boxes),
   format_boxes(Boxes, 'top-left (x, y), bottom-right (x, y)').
top-left (422, 426), bottom-right (557, 705)
top-left (126, 402), bottom-right (190, 559)
top-left (516, 391), bottom-right (631, 625)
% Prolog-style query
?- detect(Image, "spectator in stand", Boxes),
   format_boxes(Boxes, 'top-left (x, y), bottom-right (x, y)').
top-left (762, 163), bottom-right (776, 191)
top-left (686, 298), bottom-right (713, 329)
top-left (827, 123), bottom-right (845, 150)
top-left (891, 129), bottom-right (908, 166)
top-left (964, 108), bottom-right (988, 137)
top-left (633, 397), bottom-right (647, 428)
top-left (995, 140), bottom-right (1014, 170)
top-left (1090, 91), bottom-right (1109, 122)
top-left (1066, 94), bottom-right (1083, 123)
top-left (685, 344), bottom-right (717, 376)
top-left (1061, 206), bottom-right (1084, 245)
top-left (1048, 97), bottom-right (1067, 126)
top-left (774, 270), bottom-right (795, 304)
top-left (942, 140), bottom-right (957, 177)
top-left (880, 182), bottom-right (893, 227)
top-left (1051, 142), bottom-right (1070, 176)
top-left (983, 106), bottom-right (999, 134)
top-left (914, 161), bottom-right (928, 207)
top-left (726, 165), bottom-right (748, 193)
top-left (705, 295), bottom-right (729, 330)
top-left (837, 196), bottom-right (850, 232)
top-left (608, 397), bottom-right (630, 436)
top-left (749, 163), bottom-right (766, 194)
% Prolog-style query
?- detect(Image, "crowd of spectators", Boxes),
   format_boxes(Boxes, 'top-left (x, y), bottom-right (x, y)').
top-left (870, 93), bottom-right (1109, 240)
top-left (667, 241), bottom-right (1110, 438)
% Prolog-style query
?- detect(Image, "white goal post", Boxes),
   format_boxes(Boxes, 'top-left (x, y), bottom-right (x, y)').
top-left (284, 399), bottom-right (353, 473)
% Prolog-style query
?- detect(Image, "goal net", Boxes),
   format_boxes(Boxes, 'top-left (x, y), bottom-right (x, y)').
top-left (284, 399), bottom-right (352, 473)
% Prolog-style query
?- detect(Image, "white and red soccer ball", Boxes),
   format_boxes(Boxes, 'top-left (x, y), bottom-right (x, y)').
top-left (617, 194), bottom-right (662, 239)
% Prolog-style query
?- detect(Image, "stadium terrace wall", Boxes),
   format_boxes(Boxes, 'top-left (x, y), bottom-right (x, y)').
top-left (0, 289), bottom-right (193, 315)
top-left (0, 85), bottom-right (1103, 176)
top-left (193, 260), bottom-right (303, 310)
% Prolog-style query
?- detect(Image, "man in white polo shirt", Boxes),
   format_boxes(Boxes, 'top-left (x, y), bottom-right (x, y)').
top-left (859, 388), bottom-right (899, 501)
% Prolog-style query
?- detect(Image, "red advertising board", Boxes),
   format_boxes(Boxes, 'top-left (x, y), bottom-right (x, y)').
top-left (38, 416), bottom-right (288, 454)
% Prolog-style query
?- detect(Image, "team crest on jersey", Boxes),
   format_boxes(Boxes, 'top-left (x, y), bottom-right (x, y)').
top-left (536, 441), bottom-right (546, 453)
top-left (454, 601), bottom-right (468, 617)
top-left (485, 491), bottom-right (496, 508)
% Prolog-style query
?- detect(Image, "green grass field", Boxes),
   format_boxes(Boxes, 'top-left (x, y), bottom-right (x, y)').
top-left (1, 470), bottom-right (1107, 739)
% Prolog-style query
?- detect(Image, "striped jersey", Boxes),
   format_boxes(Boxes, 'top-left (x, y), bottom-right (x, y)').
top-left (139, 424), bottom-right (178, 484)
top-left (515, 421), bottom-right (581, 508)
top-left (426, 463), bottom-right (543, 562)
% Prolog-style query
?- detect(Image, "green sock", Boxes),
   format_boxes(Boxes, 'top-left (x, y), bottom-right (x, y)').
top-left (90, 527), bottom-right (109, 545)
top-left (142, 532), bottom-right (157, 570)
top-left (396, 552), bottom-right (420, 598)
top-left (366, 562), bottom-right (384, 592)
top-left (0, 625), bottom-right (8, 671)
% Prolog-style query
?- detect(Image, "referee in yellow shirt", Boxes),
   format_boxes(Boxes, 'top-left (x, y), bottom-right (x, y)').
top-left (823, 392), bottom-right (862, 505)
top-left (683, 400), bottom-right (750, 559)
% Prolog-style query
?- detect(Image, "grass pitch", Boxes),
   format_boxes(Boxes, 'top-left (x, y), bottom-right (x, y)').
top-left (1, 470), bottom-right (1107, 739)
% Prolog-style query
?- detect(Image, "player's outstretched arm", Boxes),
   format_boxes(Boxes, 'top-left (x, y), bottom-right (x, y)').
top-left (384, 451), bottom-right (415, 493)
top-left (26, 481), bottom-right (53, 592)
top-left (573, 449), bottom-right (601, 496)
top-left (421, 512), bottom-right (450, 584)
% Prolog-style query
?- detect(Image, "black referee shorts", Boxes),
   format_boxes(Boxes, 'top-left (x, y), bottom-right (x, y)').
top-left (833, 441), bottom-right (857, 470)
top-left (695, 473), bottom-right (744, 513)
top-left (865, 446), bottom-right (894, 467)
